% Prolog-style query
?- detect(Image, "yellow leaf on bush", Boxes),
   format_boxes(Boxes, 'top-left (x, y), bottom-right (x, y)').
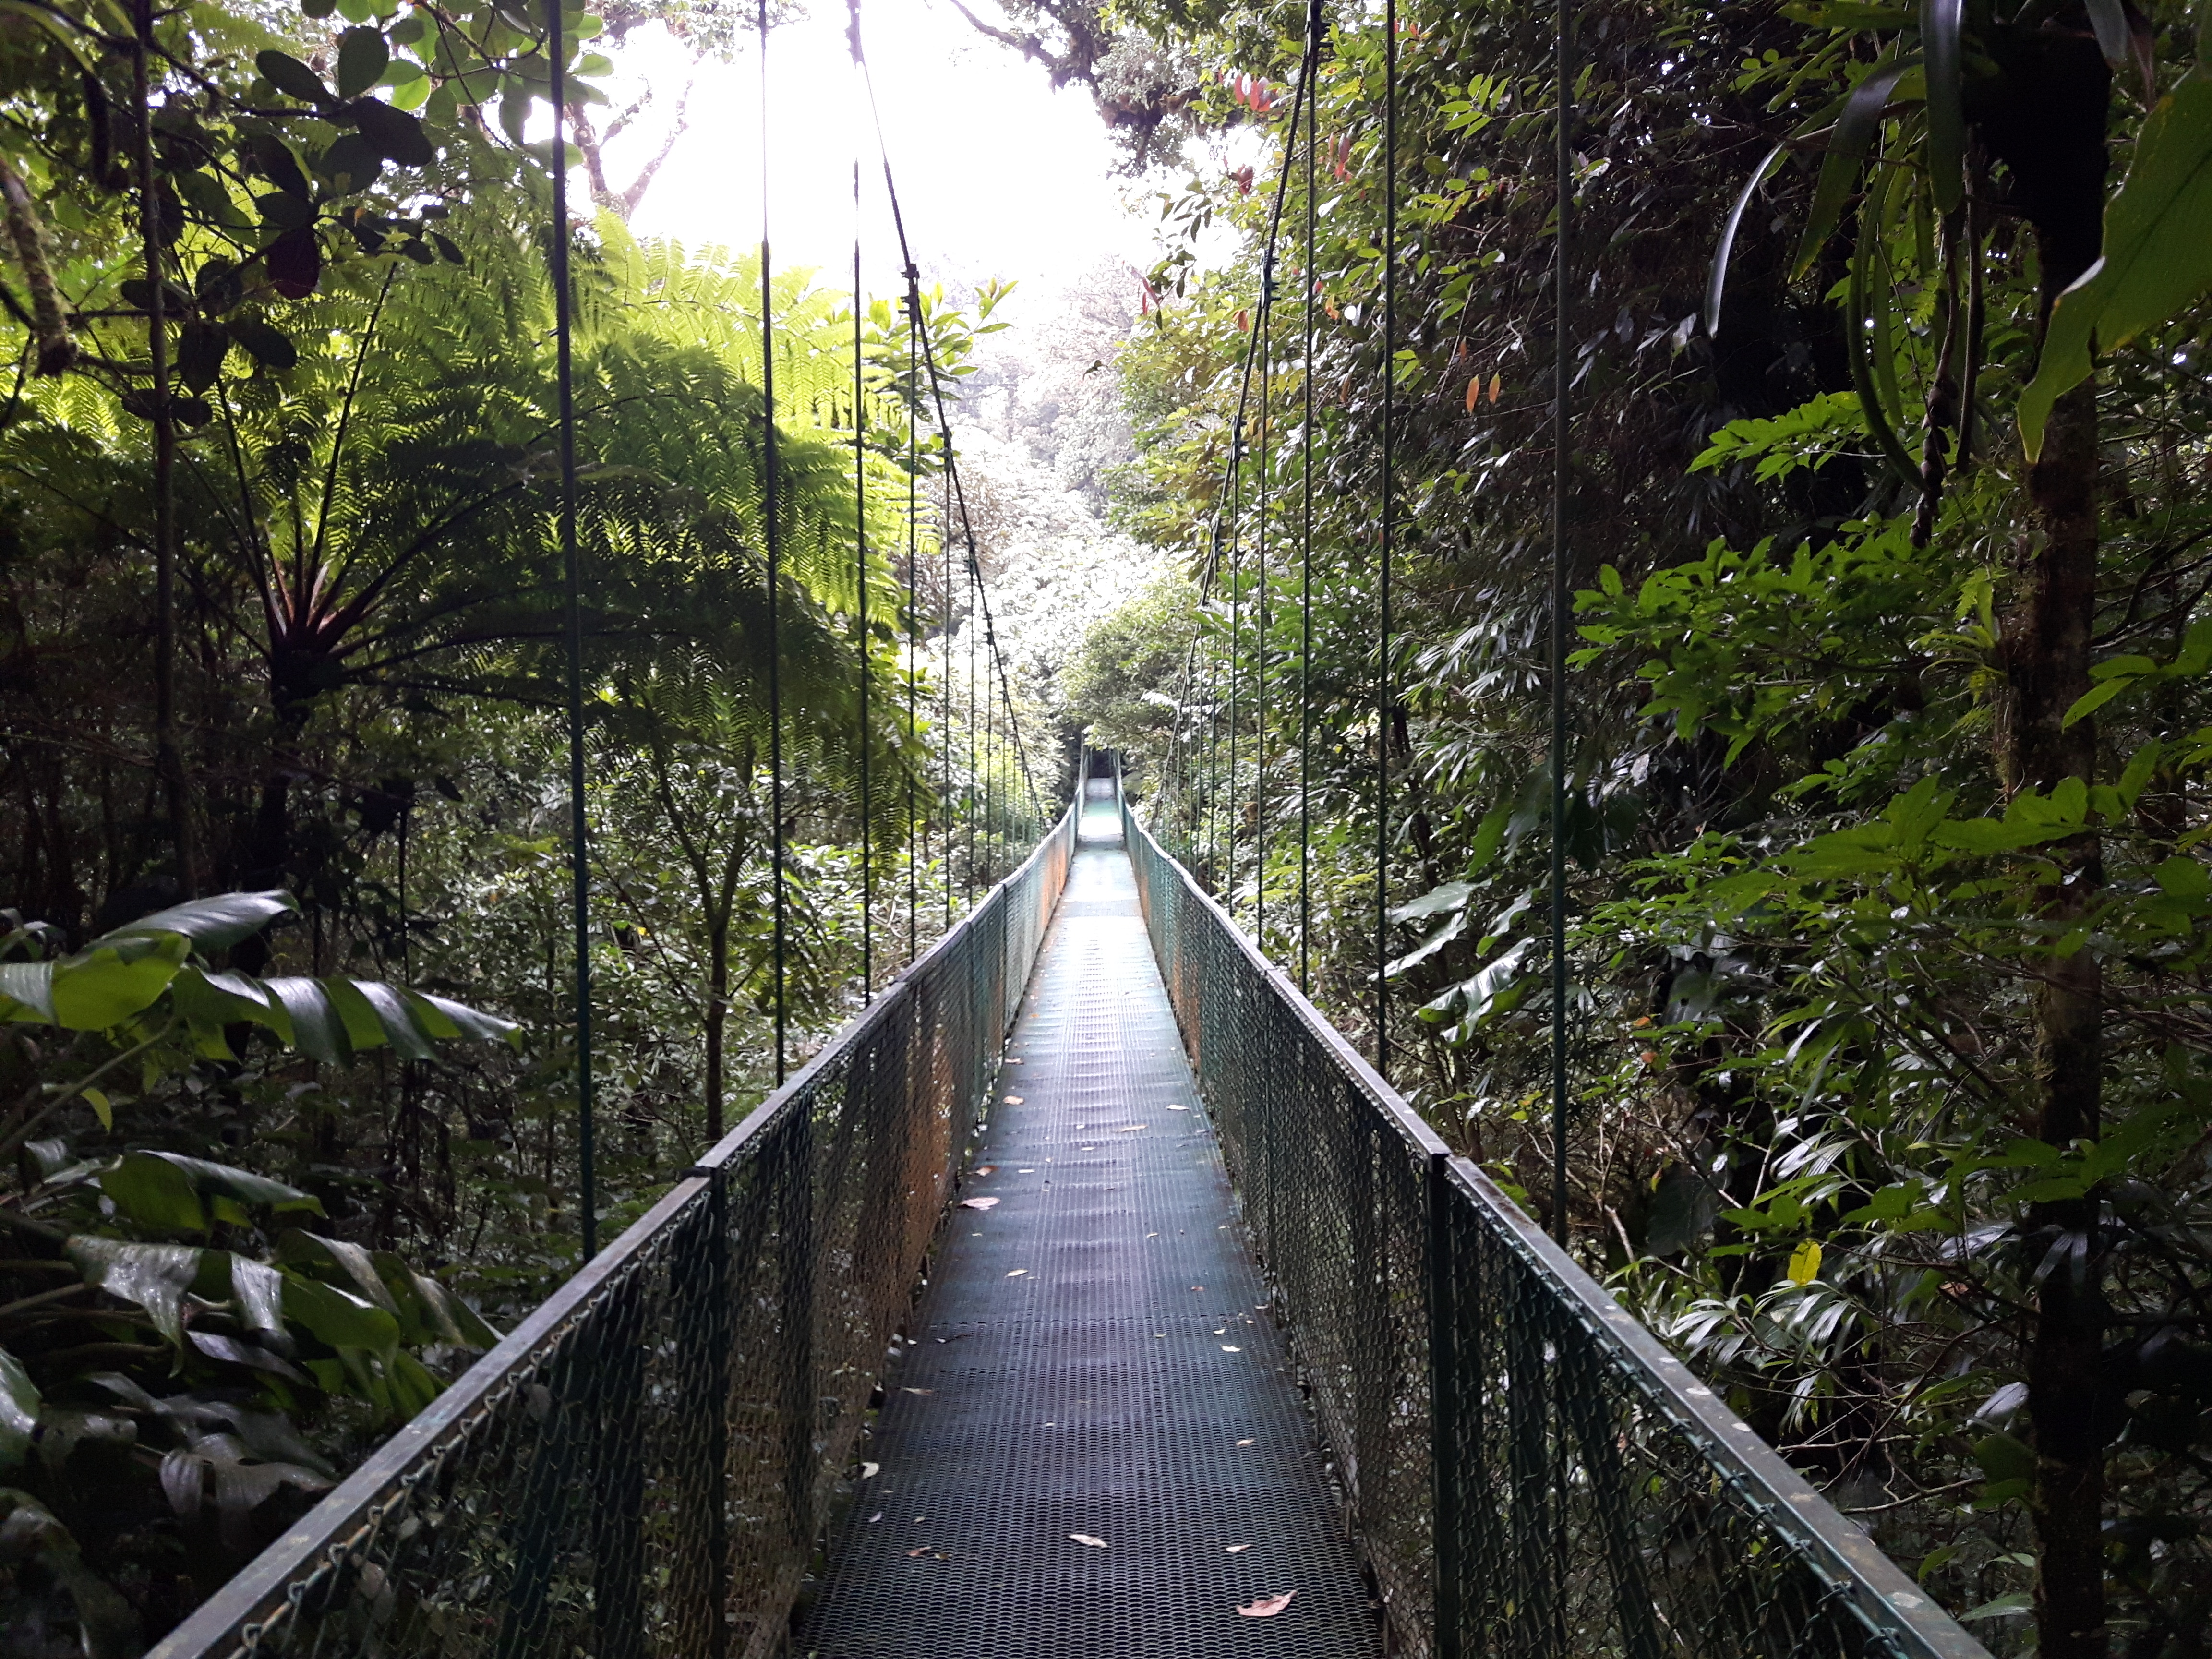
top-left (1787, 1239), bottom-right (1823, 1286)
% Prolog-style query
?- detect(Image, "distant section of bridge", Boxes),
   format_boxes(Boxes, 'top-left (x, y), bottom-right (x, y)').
top-left (152, 757), bottom-right (1989, 1659)
top-left (797, 782), bottom-right (1378, 1657)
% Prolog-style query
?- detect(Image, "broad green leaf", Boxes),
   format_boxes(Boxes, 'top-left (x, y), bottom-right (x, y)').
top-left (0, 1347), bottom-right (41, 1470)
top-left (50, 941), bottom-right (184, 1031)
top-left (65, 1238), bottom-right (201, 1346)
top-left (230, 1256), bottom-right (286, 1333)
top-left (353, 97), bottom-right (435, 167)
top-left (100, 1154), bottom-right (208, 1234)
top-left (147, 1153), bottom-right (323, 1215)
top-left (405, 989), bottom-right (522, 1049)
top-left (99, 890), bottom-right (294, 951)
top-left (256, 49), bottom-right (333, 106)
top-left (281, 1232), bottom-right (399, 1312)
top-left (349, 980), bottom-right (437, 1059)
top-left (335, 26), bottom-right (389, 97)
top-left (261, 977), bottom-right (347, 1063)
top-left (2020, 74), bottom-right (2212, 458)
top-left (283, 1274), bottom-right (400, 1355)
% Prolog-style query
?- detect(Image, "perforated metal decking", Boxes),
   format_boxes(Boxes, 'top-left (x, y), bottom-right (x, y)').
top-left (796, 787), bottom-right (1382, 1658)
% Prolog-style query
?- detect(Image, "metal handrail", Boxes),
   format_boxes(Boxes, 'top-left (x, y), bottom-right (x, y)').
top-left (1114, 757), bottom-right (1989, 1659)
top-left (150, 782), bottom-right (1085, 1659)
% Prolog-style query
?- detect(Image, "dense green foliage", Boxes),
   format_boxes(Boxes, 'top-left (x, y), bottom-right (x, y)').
top-left (0, 0), bottom-right (1056, 1643)
top-left (1067, 0), bottom-right (2212, 1651)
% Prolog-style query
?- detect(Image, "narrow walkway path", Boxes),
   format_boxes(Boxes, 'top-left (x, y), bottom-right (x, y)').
top-left (797, 788), bottom-right (1381, 1658)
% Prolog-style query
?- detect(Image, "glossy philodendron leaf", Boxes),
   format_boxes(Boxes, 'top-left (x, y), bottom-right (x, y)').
top-left (150, 1154), bottom-right (324, 1217)
top-left (0, 1347), bottom-right (42, 1469)
top-left (2020, 73), bottom-right (2212, 458)
top-left (99, 1154), bottom-right (207, 1234)
top-left (64, 1238), bottom-right (202, 1346)
top-left (98, 890), bottom-right (295, 951)
top-left (48, 938), bottom-right (188, 1031)
top-left (282, 1274), bottom-right (401, 1355)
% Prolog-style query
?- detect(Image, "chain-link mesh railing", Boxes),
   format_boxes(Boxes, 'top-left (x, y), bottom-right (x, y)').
top-left (150, 792), bottom-right (1082, 1659)
top-left (1115, 763), bottom-right (1989, 1659)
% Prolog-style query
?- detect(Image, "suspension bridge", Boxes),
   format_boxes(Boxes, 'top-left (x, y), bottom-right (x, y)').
top-left (146, 760), bottom-right (1985, 1659)
top-left (136, 0), bottom-right (1989, 1651)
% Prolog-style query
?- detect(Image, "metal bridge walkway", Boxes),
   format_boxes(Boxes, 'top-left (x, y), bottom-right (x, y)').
top-left (797, 786), bottom-right (1380, 1658)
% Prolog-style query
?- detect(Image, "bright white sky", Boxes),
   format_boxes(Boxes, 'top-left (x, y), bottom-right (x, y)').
top-left (596, 0), bottom-right (1160, 328)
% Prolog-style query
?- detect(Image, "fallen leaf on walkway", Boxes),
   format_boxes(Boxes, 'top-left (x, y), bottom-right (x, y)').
top-left (1167, 1105), bottom-right (1188, 1111)
top-left (974, 1166), bottom-right (996, 1177)
top-left (1117, 1124), bottom-right (1146, 1131)
top-left (902, 1387), bottom-right (934, 1395)
top-left (867, 1512), bottom-right (882, 1522)
top-left (1214, 1327), bottom-right (1227, 1334)
top-left (959, 1197), bottom-right (999, 1210)
top-left (1221, 1346), bottom-right (1242, 1353)
top-left (1146, 1232), bottom-right (1159, 1238)
top-left (1190, 1285), bottom-right (1203, 1292)
top-left (1069, 1533), bottom-right (1108, 1549)
top-left (1003, 1094), bottom-right (1023, 1104)
top-left (1019, 1167), bottom-right (1035, 1173)
top-left (1226, 1544), bottom-right (1250, 1553)
top-left (1238, 1592), bottom-right (1296, 1618)
top-left (1007, 1269), bottom-right (1029, 1278)
top-left (1237, 1439), bottom-right (1255, 1446)
top-left (1005, 1058), bottom-right (1024, 1064)
top-left (861, 1462), bottom-right (880, 1479)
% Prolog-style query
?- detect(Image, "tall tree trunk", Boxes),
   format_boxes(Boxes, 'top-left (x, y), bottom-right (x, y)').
top-left (704, 916), bottom-right (728, 1143)
top-left (1978, 27), bottom-right (2112, 1653)
top-left (2009, 372), bottom-right (2106, 1659)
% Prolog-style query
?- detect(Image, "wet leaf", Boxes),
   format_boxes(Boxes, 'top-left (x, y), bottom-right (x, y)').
top-left (67, 1237), bottom-right (201, 1345)
top-left (0, 1346), bottom-right (43, 1468)
top-left (1238, 1591), bottom-right (1296, 1617)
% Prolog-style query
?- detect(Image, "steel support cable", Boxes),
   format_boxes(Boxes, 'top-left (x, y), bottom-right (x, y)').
top-left (1375, 0), bottom-right (1397, 1079)
top-left (905, 258), bottom-right (920, 961)
top-left (758, 0), bottom-right (788, 1084)
top-left (1161, 37), bottom-right (1318, 913)
top-left (544, 0), bottom-right (596, 1253)
top-left (1552, 0), bottom-right (1575, 1245)
top-left (1299, 0), bottom-right (1321, 994)
top-left (861, 168), bottom-right (1043, 830)
top-left (852, 143), bottom-right (872, 998)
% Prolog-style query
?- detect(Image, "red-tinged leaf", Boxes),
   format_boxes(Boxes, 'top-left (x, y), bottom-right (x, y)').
top-left (1489, 375), bottom-right (1502, 404)
top-left (1238, 1591), bottom-right (1296, 1618)
top-left (1465, 376), bottom-right (1481, 412)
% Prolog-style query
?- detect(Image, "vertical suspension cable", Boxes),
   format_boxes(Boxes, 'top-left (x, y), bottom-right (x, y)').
top-left (905, 280), bottom-right (920, 962)
top-left (1299, 0), bottom-right (1320, 995)
top-left (941, 457), bottom-right (954, 928)
top-left (1374, 0), bottom-right (1397, 1078)
top-left (759, 0), bottom-right (787, 1084)
top-left (1552, 0), bottom-right (1575, 1245)
top-left (966, 554), bottom-right (977, 907)
top-left (1255, 243), bottom-right (1272, 948)
top-left (852, 142), bottom-right (871, 999)
top-left (545, 0), bottom-right (595, 1254)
